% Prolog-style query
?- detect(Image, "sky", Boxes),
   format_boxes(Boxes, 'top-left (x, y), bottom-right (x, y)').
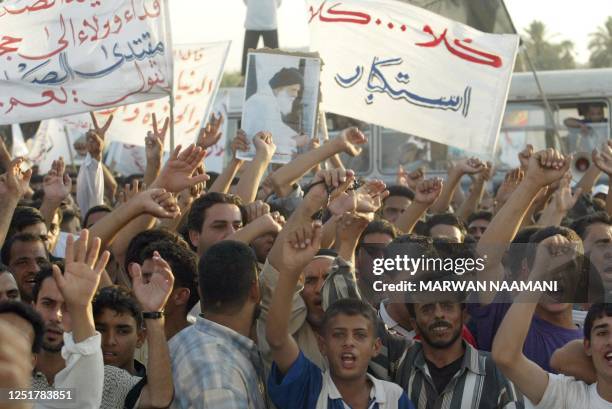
top-left (169, 0), bottom-right (612, 72)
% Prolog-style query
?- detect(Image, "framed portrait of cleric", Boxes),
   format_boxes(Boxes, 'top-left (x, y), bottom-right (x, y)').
top-left (239, 50), bottom-right (321, 164)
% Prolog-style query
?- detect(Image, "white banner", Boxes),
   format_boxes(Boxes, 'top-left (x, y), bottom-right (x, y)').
top-left (307, 0), bottom-right (519, 156)
top-left (0, 0), bottom-right (173, 125)
top-left (96, 41), bottom-right (231, 148)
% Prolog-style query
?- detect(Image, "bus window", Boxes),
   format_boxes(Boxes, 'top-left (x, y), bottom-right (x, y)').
top-left (378, 129), bottom-right (433, 174)
top-left (497, 103), bottom-right (551, 169)
top-left (326, 113), bottom-right (372, 174)
top-left (557, 101), bottom-right (609, 154)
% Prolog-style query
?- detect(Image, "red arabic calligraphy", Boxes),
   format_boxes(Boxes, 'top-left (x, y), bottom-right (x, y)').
top-left (5, 87), bottom-right (68, 113)
top-left (415, 25), bottom-right (502, 68)
top-left (309, 1), bottom-right (370, 25)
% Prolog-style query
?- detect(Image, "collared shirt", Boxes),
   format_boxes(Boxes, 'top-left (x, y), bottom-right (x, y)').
top-left (268, 351), bottom-right (413, 409)
top-left (76, 153), bottom-right (104, 215)
top-left (257, 257), bottom-right (360, 375)
top-left (169, 316), bottom-right (267, 409)
top-left (31, 332), bottom-right (141, 409)
top-left (395, 342), bottom-right (524, 409)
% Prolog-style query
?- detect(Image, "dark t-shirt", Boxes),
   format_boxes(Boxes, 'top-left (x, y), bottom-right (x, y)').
top-left (467, 303), bottom-right (582, 372)
top-left (426, 356), bottom-right (463, 394)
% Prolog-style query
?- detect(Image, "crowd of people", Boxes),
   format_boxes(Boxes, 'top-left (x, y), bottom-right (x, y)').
top-left (0, 110), bottom-right (611, 409)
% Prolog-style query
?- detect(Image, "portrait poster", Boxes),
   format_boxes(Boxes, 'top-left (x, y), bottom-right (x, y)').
top-left (239, 50), bottom-right (321, 164)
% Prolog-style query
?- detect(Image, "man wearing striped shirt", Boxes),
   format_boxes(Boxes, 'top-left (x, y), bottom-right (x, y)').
top-left (394, 284), bottom-right (523, 409)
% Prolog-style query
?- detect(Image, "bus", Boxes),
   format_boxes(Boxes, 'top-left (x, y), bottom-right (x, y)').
top-left (217, 68), bottom-right (612, 183)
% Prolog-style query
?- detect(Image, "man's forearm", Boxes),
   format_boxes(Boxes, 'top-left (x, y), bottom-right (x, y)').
top-left (40, 197), bottom-right (62, 228)
top-left (270, 140), bottom-right (343, 197)
top-left (88, 200), bottom-right (141, 249)
top-left (142, 318), bottom-right (174, 408)
top-left (430, 170), bottom-right (462, 214)
top-left (394, 202), bottom-right (428, 233)
top-left (234, 152), bottom-right (270, 203)
top-left (456, 179), bottom-right (485, 222)
top-left (144, 158), bottom-right (162, 188)
top-left (67, 305), bottom-right (97, 343)
top-left (607, 178), bottom-right (612, 216)
top-left (102, 164), bottom-right (117, 200)
top-left (209, 158), bottom-right (242, 194)
top-left (576, 165), bottom-right (600, 196)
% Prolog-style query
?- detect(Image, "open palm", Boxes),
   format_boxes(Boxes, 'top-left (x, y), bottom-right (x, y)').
top-left (130, 252), bottom-right (174, 312)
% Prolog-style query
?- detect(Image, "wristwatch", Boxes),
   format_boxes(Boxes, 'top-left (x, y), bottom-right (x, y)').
top-left (142, 311), bottom-right (164, 319)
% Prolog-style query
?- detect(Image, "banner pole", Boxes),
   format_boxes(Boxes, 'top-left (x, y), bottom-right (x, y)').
top-left (169, 94), bottom-right (175, 151)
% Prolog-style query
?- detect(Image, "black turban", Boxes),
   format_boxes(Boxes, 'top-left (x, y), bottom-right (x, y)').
top-left (268, 67), bottom-right (303, 89)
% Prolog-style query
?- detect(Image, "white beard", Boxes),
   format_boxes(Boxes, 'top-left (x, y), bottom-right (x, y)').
top-left (276, 90), bottom-right (295, 115)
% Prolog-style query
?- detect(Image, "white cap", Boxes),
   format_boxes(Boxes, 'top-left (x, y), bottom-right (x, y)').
top-left (593, 184), bottom-right (609, 197)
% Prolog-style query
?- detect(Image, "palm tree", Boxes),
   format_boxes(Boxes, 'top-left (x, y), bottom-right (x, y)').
top-left (521, 21), bottom-right (576, 71)
top-left (589, 17), bottom-right (612, 68)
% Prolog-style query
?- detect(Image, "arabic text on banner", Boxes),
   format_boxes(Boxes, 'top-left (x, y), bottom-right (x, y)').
top-left (0, 0), bottom-right (173, 125)
top-left (307, 0), bottom-right (519, 156)
top-left (28, 42), bottom-right (230, 174)
top-left (97, 41), bottom-right (231, 148)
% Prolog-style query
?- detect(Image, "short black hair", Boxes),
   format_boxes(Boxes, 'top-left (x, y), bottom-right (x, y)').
top-left (198, 241), bottom-right (258, 314)
top-left (321, 298), bottom-right (378, 336)
top-left (93, 286), bottom-right (143, 329)
top-left (140, 240), bottom-right (199, 311)
top-left (8, 206), bottom-right (46, 239)
top-left (584, 303), bottom-right (612, 341)
top-left (425, 213), bottom-right (466, 237)
top-left (187, 192), bottom-right (247, 234)
top-left (83, 205), bottom-right (112, 228)
top-left (570, 212), bottom-right (612, 241)
top-left (32, 263), bottom-right (56, 303)
top-left (384, 185), bottom-right (415, 201)
top-left (467, 211), bottom-right (493, 225)
top-left (1, 233), bottom-right (47, 266)
top-left (0, 301), bottom-right (45, 353)
top-left (60, 209), bottom-right (80, 229)
top-left (125, 229), bottom-right (186, 273)
top-left (357, 219), bottom-right (398, 249)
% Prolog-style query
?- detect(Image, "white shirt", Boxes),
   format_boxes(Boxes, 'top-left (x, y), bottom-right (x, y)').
top-left (243, 0), bottom-right (282, 30)
top-left (76, 153), bottom-right (104, 215)
top-left (535, 373), bottom-right (611, 409)
top-left (35, 332), bottom-right (104, 409)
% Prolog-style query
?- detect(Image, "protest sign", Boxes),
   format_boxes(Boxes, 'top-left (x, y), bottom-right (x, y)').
top-left (28, 42), bottom-right (230, 174)
top-left (240, 50), bottom-right (321, 164)
top-left (307, 0), bottom-right (519, 156)
top-left (95, 41), bottom-right (231, 148)
top-left (0, 0), bottom-right (173, 125)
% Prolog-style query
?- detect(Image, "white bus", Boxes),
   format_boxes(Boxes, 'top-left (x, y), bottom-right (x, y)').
top-left (217, 68), bottom-right (612, 182)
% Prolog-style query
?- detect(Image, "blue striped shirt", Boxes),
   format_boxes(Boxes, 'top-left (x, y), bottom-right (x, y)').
top-left (169, 317), bottom-right (268, 409)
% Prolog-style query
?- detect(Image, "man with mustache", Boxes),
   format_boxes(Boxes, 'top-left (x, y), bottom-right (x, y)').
top-left (392, 273), bottom-right (522, 408)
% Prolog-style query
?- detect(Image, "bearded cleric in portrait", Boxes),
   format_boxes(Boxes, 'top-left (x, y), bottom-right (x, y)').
top-left (243, 66), bottom-right (304, 159)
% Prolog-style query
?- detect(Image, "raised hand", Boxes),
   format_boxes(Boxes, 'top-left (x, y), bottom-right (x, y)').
top-left (231, 129), bottom-right (249, 158)
top-left (335, 127), bottom-right (367, 157)
top-left (307, 168), bottom-right (356, 212)
top-left (154, 144), bottom-right (209, 193)
top-left (244, 200), bottom-right (270, 223)
top-left (451, 157), bottom-right (485, 175)
top-left (414, 177), bottom-right (443, 205)
top-left (476, 161), bottom-right (494, 183)
top-left (129, 251), bottom-right (174, 312)
top-left (335, 212), bottom-right (372, 244)
top-left (197, 113), bottom-right (224, 150)
top-left (54, 229), bottom-right (110, 308)
top-left (251, 211), bottom-right (285, 235)
top-left (133, 188), bottom-right (181, 219)
top-left (354, 179), bottom-right (389, 213)
top-left (518, 144), bottom-right (533, 170)
top-left (88, 113), bottom-right (113, 161)
top-left (43, 157), bottom-right (71, 202)
top-left (145, 113), bottom-right (169, 164)
top-left (495, 168), bottom-right (524, 207)
top-left (592, 140), bottom-right (612, 175)
top-left (0, 157), bottom-right (32, 199)
top-left (526, 148), bottom-right (570, 187)
top-left (253, 131), bottom-right (276, 160)
top-left (553, 172), bottom-right (582, 213)
top-left (269, 219), bottom-right (322, 272)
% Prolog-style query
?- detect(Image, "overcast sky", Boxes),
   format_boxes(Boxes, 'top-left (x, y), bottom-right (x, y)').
top-left (169, 0), bottom-right (612, 71)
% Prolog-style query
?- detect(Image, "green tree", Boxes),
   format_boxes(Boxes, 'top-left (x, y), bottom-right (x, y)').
top-left (519, 20), bottom-right (576, 71)
top-left (221, 71), bottom-right (243, 87)
top-left (588, 16), bottom-right (612, 68)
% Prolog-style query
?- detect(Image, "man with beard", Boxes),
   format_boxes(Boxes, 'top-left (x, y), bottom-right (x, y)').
top-left (242, 67), bottom-right (304, 160)
top-left (2, 233), bottom-right (49, 303)
top-left (394, 276), bottom-right (522, 409)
